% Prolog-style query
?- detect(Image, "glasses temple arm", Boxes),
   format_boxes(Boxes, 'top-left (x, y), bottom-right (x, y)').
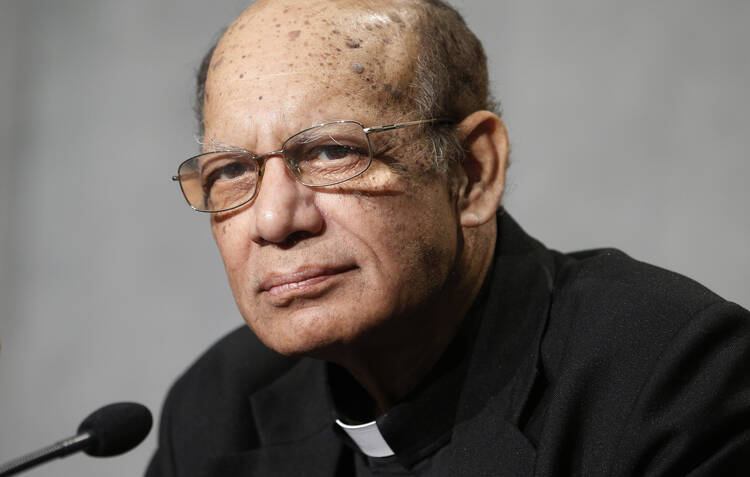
top-left (363, 118), bottom-right (453, 134)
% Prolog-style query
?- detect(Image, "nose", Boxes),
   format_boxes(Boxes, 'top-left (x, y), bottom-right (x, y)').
top-left (249, 156), bottom-right (323, 245)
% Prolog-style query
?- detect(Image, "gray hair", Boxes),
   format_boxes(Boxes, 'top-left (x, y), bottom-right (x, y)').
top-left (407, 0), bottom-right (500, 172)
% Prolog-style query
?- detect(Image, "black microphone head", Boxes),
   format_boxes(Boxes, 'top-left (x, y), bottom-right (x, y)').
top-left (77, 402), bottom-right (153, 457)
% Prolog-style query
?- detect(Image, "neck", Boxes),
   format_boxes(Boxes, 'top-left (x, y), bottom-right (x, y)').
top-left (333, 221), bottom-right (497, 415)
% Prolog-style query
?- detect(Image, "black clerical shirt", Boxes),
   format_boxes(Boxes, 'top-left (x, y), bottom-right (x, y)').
top-left (147, 213), bottom-right (750, 476)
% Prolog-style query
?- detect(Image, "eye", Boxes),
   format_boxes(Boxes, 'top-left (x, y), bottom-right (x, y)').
top-left (283, 123), bottom-right (372, 184)
top-left (202, 160), bottom-right (252, 192)
top-left (313, 144), bottom-right (360, 161)
top-left (217, 161), bottom-right (249, 179)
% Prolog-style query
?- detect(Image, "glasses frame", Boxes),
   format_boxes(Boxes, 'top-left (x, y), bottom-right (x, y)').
top-left (173, 118), bottom-right (452, 213)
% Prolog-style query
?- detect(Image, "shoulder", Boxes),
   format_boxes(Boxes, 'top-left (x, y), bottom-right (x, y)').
top-left (544, 248), bottom-right (732, 365)
top-left (541, 247), bottom-right (750, 382)
top-left (558, 247), bottom-right (723, 317)
top-left (150, 326), bottom-right (298, 473)
top-left (533, 248), bottom-right (750, 475)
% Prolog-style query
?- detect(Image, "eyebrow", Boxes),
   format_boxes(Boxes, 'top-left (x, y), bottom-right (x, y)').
top-left (199, 109), bottom-right (298, 153)
top-left (200, 137), bottom-right (247, 152)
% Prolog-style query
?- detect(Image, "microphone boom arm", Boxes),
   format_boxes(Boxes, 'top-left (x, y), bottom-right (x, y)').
top-left (0, 432), bottom-right (92, 477)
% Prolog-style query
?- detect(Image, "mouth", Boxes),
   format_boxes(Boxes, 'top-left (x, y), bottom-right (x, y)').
top-left (260, 265), bottom-right (357, 300)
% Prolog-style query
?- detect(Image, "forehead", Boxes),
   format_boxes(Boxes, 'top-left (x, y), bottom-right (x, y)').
top-left (203, 0), bottom-right (418, 140)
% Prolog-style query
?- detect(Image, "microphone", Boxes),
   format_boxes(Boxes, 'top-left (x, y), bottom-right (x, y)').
top-left (0, 402), bottom-right (152, 476)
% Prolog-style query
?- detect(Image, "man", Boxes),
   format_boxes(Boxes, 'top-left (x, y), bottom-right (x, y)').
top-left (148, 0), bottom-right (750, 475)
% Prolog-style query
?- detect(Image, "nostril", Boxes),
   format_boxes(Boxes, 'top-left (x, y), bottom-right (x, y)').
top-left (276, 231), bottom-right (314, 250)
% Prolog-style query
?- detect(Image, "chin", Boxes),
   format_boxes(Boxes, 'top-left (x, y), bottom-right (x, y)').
top-left (242, 305), bottom-right (366, 359)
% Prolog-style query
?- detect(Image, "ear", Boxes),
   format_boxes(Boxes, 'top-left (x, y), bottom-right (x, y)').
top-left (454, 111), bottom-right (509, 227)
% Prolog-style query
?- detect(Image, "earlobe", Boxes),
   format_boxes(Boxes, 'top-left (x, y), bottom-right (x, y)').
top-left (455, 111), bottom-right (509, 227)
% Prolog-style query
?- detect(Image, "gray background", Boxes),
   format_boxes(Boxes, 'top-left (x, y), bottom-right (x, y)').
top-left (0, 1), bottom-right (748, 475)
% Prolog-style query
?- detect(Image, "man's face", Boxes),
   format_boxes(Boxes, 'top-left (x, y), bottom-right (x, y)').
top-left (204, 0), bottom-right (466, 357)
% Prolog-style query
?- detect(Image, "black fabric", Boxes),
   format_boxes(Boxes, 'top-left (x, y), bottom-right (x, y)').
top-left (146, 213), bottom-right (750, 476)
top-left (328, 275), bottom-right (489, 467)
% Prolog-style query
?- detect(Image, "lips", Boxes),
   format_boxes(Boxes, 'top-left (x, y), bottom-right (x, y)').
top-left (260, 265), bottom-right (357, 298)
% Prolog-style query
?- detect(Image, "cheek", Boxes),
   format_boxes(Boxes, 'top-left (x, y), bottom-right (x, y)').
top-left (326, 180), bottom-right (458, 288)
top-left (211, 216), bottom-right (250, 278)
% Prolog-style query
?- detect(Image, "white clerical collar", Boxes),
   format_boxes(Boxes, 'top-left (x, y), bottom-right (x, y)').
top-left (335, 419), bottom-right (395, 457)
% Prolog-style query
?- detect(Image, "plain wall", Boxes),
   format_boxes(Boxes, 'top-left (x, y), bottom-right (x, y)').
top-left (0, 1), bottom-right (748, 475)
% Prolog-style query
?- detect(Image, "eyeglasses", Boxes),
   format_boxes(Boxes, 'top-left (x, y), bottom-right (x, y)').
top-left (173, 118), bottom-right (450, 213)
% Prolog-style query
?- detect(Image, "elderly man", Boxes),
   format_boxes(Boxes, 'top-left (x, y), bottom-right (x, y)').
top-left (148, 0), bottom-right (750, 475)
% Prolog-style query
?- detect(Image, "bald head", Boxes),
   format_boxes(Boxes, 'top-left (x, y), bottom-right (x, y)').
top-left (206, 0), bottom-right (417, 122)
top-left (196, 0), bottom-right (494, 170)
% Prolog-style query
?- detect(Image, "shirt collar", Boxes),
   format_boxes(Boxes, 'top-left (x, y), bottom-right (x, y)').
top-left (335, 419), bottom-right (394, 457)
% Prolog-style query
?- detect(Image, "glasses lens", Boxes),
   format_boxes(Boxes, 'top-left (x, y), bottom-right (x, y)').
top-left (284, 121), bottom-right (372, 186)
top-left (177, 151), bottom-right (257, 212)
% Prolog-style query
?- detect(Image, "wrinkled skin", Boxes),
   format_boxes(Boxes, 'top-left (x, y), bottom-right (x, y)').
top-left (203, 0), bottom-right (505, 409)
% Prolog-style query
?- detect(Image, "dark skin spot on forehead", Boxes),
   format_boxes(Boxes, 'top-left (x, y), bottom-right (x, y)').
top-left (259, 96), bottom-right (263, 100)
top-left (239, 73), bottom-right (244, 78)
top-left (332, 29), bottom-right (341, 35)
top-left (288, 30), bottom-right (301, 39)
